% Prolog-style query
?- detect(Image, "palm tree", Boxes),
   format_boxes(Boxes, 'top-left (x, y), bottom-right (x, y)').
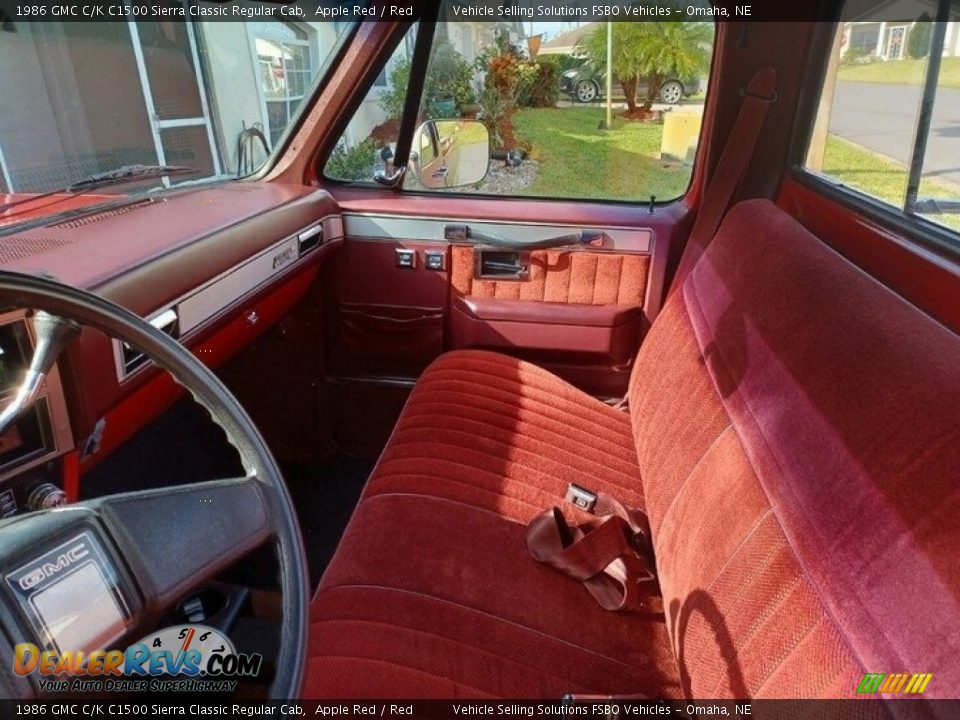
top-left (637, 22), bottom-right (713, 111)
top-left (578, 21), bottom-right (712, 116)
top-left (578, 23), bottom-right (651, 115)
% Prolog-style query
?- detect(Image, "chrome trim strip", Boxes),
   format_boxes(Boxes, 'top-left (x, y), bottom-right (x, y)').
top-left (342, 212), bottom-right (651, 252)
top-left (112, 213), bottom-right (341, 383)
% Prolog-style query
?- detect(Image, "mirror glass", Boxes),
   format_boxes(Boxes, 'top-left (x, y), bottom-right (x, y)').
top-left (410, 120), bottom-right (489, 189)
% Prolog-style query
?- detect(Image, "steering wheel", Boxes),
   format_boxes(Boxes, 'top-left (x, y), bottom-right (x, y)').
top-left (0, 271), bottom-right (309, 698)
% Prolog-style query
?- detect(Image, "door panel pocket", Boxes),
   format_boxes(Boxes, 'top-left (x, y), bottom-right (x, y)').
top-left (338, 302), bottom-right (444, 376)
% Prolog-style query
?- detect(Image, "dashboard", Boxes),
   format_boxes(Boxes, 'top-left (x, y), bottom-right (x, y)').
top-left (0, 181), bottom-right (342, 514)
top-left (0, 310), bottom-right (74, 515)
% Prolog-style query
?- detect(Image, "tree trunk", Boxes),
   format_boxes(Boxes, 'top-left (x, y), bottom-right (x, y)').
top-left (643, 74), bottom-right (663, 111)
top-left (621, 76), bottom-right (638, 113)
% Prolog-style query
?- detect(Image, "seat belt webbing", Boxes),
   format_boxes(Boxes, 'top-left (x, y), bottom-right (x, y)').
top-left (669, 66), bottom-right (778, 295)
top-left (526, 485), bottom-right (659, 613)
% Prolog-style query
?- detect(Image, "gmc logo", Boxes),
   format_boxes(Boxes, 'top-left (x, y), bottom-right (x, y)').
top-left (18, 545), bottom-right (89, 590)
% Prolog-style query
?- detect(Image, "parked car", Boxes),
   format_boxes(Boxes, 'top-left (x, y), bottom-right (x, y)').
top-left (560, 64), bottom-right (701, 104)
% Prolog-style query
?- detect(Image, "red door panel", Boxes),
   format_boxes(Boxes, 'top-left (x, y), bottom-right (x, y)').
top-left (447, 245), bottom-right (650, 395)
top-left (322, 191), bottom-right (690, 398)
top-left (328, 238), bottom-right (449, 378)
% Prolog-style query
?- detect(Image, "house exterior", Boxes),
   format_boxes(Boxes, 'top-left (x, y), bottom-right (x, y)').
top-left (843, 21), bottom-right (960, 59)
top-left (0, 19), bottom-right (345, 192)
top-left (0, 18), bottom-right (521, 194)
top-left (537, 23), bottom-right (595, 58)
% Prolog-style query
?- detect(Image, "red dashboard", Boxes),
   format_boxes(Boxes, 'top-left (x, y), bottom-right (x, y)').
top-left (0, 181), bottom-right (341, 505)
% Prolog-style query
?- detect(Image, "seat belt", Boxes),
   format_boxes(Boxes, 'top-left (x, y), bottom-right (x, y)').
top-left (526, 484), bottom-right (659, 613)
top-left (669, 66), bottom-right (778, 295)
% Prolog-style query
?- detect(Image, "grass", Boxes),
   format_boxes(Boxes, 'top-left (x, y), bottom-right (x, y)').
top-left (821, 134), bottom-right (960, 231)
top-left (513, 106), bottom-right (691, 202)
top-left (837, 56), bottom-right (960, 88)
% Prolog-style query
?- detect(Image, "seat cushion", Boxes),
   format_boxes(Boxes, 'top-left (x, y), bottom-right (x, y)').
top-left (305, 350), bottom-right (681, 698)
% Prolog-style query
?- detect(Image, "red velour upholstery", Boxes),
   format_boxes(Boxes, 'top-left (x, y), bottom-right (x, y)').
top-left (306, 350), bottom-right (681, 698)
top-left (630, 199), bottom-right (959, 698)
top-left (306, 200), bottom-right (960, 698)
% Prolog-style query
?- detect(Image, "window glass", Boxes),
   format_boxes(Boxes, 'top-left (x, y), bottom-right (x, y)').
top-left (0, 19), bottom-right (351, 197)
top-left (804, 11), bottom-right (960, 234)
top-left (137, 5), bottom-right (205, 121)
top-left (251, 22), bottom-right (315, 146)
top-left (325, 13), bottom-right (714, 203)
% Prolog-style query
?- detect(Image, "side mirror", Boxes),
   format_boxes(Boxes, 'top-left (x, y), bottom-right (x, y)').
top-left (409, 120), bottom-right (489, 189)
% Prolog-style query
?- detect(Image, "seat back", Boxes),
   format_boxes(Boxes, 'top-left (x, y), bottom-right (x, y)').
top-left (628, 200), bottom-right (960, 698)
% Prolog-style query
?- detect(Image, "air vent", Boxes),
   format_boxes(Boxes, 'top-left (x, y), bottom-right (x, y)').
top-left (0, 489), bottom-right (16, 518)
top-left (215, 186), bottom-right (263, 194)
top-left (0, 236), bottom-right (75, 265)
top-left (50, 198), bottom-right (156, 229)
top-left (298, 224), bottom-right (323, 255)
top-left (120, 308), bottom-right (179, 376)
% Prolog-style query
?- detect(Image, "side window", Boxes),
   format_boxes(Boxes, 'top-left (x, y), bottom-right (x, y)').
top-left (804, 11), bottom-right (960, 235)
top-left (324, 15), bottom-right (714, 203)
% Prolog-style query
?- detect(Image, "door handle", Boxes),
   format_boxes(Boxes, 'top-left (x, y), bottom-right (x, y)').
top-left (476, 250), bottom-right (530, 280)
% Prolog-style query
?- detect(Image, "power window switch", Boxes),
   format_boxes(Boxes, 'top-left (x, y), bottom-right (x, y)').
top-left (395, 249), bottom-right (416, 268)
top-left (424, 251), bottom-right (445, 271)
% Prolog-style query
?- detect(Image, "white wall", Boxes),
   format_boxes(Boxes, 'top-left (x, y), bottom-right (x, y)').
top-left (197, 23), bottom-right (265, 174)
top-left (198, 21), bottom-right (341, 173)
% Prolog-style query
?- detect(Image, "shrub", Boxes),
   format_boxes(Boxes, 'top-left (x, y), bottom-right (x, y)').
top-left (840, 46), bottom-right (870, 66)
top-left (908, 15), bottom-right (933, 59)
top-left (518, 58), bottom-right (561, 108)
top-left (473, 33), bottom-right (538, 151)
top-left (379, 43), bottom-right (476, 121)
top-left (424, 40), bottom-right (476, 116)
top-left (378, 58), bottom-right (411, 121)
top-left (326, 138), bottom-right (378, 182)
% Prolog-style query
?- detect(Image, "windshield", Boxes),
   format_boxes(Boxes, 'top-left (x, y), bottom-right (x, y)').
top-left (0, 17), bottom-right (354, 215)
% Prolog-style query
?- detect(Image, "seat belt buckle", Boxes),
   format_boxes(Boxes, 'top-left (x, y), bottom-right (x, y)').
top-left (565, 483), bottom-right (598, 513)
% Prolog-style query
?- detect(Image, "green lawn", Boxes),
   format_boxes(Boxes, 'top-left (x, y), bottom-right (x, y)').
top-left (821, 134), bottom-right (960, 231)
top-left (513, 106), bottom-right (691, 202)
top-left (837, 57), bottom-right (960, 88)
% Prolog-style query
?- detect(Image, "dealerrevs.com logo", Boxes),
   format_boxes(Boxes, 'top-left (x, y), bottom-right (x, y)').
top-left (12, 625), bottom-right (262, 693)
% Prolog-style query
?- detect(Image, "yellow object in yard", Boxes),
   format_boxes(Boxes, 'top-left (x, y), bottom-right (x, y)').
top-left (660, 109), bottom-right (704, 165)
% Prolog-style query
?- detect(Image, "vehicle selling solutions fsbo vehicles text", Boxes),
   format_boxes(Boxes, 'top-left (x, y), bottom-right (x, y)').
top-left (449, 4), bottom-right (751, 18)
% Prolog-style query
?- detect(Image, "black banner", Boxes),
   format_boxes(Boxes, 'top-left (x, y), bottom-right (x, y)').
top-left (0, 0), bottom-right (958, 24)
top-left (0, 700), bottom-right (955, 719)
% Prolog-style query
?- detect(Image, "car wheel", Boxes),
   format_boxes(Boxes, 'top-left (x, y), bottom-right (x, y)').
top-left (575, 80), bottom-right (599, 103)
top-left (660, 80), bottom-right (684, 104)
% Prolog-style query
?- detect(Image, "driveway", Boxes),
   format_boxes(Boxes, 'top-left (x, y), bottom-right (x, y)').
top-left (830, 80), bottom-right (960, 187)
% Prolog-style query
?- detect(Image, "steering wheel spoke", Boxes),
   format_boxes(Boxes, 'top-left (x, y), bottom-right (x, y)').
top-left (0, 271), bottom-right (308, 698)
top-left (91, 476), bottom-right (272, 612)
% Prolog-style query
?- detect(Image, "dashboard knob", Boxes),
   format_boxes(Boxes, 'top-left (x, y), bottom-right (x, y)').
top-left (26, 483), bottom-right (68, 511)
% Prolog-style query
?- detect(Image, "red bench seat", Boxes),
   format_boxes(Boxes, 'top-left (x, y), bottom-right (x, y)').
top-left (304, 200), bottom-right (960, 698)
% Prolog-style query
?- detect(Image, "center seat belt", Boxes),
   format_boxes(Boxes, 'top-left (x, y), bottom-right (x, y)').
top-left (531, 74), bottom-right (780, 597)
top-left (527, 484), bottom-right (659, 613)
top-left (669, 66), bottom-right (778, 294)
top-left (609, 67), bottom-right (778, 414)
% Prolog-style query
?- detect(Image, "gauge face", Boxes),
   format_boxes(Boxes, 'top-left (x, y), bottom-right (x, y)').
top-left (135, 624), bottom-right (235, 674)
